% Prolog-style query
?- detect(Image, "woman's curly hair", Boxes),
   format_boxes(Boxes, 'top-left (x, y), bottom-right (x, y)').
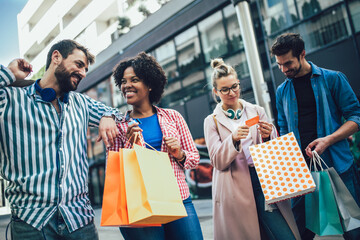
top-left (113, 52), bottom-right (167, 104)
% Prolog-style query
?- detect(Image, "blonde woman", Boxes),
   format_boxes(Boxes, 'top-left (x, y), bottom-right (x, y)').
top-left (203, 58), bottom-right (301, 240)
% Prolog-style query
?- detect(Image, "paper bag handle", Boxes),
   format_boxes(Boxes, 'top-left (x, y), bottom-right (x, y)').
top-left (124, 132), bottom-right (139, 148)
top-left (310, 150), bottom-right (329, 172)
top-left (124, 132), bottom-right (160, 154)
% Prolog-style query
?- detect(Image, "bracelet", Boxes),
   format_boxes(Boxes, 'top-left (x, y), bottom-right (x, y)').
top-left (175, 152), bottom-right (186, 162)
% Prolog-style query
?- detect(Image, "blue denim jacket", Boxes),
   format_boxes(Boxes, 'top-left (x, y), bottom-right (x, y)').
top-left (276, 62), bottom-right (360, 174)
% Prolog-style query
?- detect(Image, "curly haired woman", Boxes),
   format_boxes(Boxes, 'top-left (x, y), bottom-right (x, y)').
top-left (108, 52), bottom-right (203, 240)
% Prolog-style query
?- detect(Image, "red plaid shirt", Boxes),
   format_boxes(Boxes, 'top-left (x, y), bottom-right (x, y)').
top-left (108, 106), bottom-right (200, 200)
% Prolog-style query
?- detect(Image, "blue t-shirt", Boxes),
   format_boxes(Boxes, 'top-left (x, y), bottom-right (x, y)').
top-left (138, 114), bottom-right (163, 151)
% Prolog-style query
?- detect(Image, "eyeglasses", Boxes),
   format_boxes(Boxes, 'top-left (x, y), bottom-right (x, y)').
top-left (216, 83), bottom-right (240, 95)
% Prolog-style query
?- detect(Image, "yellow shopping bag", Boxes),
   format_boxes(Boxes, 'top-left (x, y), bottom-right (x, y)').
top-left (124, 144), bottom-right (187, 224)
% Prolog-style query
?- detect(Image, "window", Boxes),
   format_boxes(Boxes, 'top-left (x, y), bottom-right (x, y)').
top-left (295, 0), bottom-right (341, 19)
top-left (198, 11), bottom-right (228, 62)
top-left (111, 76), bottom-right (126, 108)
top-left (160, 81), bottom-right (183, 107)
top-left (260, 0), bottom-right (297, 35)
top-left (175, 26), bottom-right (202, 75)
top-left (154, 40), bottom-right (178, 81)
top-left (268, 3), bottom-right (351, 57)
top-left (348, 0), bottom-right (360, 33)
top-left (299, 4), bottom-right (350, 52)
top-left (223, 5), bottom-right (243, 52)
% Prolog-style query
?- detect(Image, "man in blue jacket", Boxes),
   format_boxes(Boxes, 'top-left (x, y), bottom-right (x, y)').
top-left (271, 32), bottom-right (360, 239)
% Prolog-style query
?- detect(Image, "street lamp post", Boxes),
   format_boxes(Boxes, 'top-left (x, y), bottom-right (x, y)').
top-left (231, 0), bottom-right (273, 121)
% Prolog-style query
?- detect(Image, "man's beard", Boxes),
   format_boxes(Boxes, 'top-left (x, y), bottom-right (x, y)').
top-left (285, 63), bottom-right (302, 78)
top-left (54, 63), bottom-right (80, 93)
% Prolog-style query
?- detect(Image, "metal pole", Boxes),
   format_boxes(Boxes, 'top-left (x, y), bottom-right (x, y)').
top-left (231, 0), bottom-right (273, 121)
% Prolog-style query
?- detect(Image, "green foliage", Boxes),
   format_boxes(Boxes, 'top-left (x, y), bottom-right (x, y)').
top-left (31, 65), bottom-right (45, 80)
top-left (302, 0), bottom-right (321, 18)
top-left (118, 16), bottom-right (131, 30)
top-left (138, 4), bottom-right (151, 17)
top-left (350, 132), bottom-right (360, 166)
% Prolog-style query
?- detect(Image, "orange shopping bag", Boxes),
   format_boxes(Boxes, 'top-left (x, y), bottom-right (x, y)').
top-left (101, 150), bottom-right (154, 226)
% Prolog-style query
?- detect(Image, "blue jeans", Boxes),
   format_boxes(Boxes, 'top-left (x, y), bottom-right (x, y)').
top-left (292, 163), bottom-right (360, 240)
top-left (249, 166), bottom-right (296, 240)
top-left (9, 210), bottom-right (98, 240)
top-left (120, 196), bottom-right (203, 240)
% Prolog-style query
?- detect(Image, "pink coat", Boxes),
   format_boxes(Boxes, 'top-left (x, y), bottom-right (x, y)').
top-left (204, 100), bottom-right (301, 240)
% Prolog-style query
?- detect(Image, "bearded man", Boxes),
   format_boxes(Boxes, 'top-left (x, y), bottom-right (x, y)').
top-left (272, 33), bottom-right (360, 240)
top-left (0, 39), bottom-right (121, 240)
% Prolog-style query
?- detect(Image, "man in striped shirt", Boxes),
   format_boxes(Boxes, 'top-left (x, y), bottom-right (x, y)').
top-left (0, 40), bottom-right (121, 239)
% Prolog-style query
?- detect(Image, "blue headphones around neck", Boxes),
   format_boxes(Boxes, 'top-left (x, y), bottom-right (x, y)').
top-left (34, 80), bottom-right (69, 103)
top-left (222, 108), bottom-right (242, 120)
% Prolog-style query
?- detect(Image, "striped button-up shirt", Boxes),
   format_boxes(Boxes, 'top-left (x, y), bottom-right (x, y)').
top-left (108, 106), bottom-right (200, 200)
top-left (0, 65), bottom-right (120, 232)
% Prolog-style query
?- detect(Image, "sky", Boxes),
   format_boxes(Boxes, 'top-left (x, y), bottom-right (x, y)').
top-left (0, 0), bottom-right (29, 65)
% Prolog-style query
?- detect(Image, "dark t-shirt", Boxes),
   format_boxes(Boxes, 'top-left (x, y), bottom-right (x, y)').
top-left (292, 71), bottom-right (318, 161)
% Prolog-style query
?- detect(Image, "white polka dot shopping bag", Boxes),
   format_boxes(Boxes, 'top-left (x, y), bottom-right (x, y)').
top-left (249, 132), bottom-right (316, 204)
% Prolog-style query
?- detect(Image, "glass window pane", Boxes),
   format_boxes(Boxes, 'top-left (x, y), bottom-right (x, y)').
top-left (349, 0), bottom-right (360, 33)
top-left (268, 4), bottom-right (351, 59)
top-left (161, 71), bottom-right (207, 107)
top-left (205, 66), bottom-right (213, 91)
top-left (85, 78), bottom-right (112, 106)
top-left (225, 52), bottom-right (251, 82)
top-left (223, 5), bottom-right (243, 52)
top-left (198, 11), bottom-right (228, 62)
top-left (175, 26), bottom-right (202, 75)
top-left (296, 0), bottom-right (341, 19)
top-left (155, 40), bottom-right (178, 81)
top-left (260, 0), bottom-right (298, 35)
top-left (161, 81), bottom-right (182, 107)
top-left (111, 76), bottom-right (126, 108)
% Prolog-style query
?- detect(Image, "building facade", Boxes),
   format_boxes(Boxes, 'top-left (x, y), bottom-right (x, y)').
top-left (16, 0), bottom-right (165, 78)
top-left (78, 0), bottom-right (360, 161)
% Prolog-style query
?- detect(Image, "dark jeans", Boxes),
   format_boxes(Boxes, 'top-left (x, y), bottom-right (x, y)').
top-left (120, 196), bottom-right (203, 240)
top-left (249, 166), bottom-right (296, 240)
top-left (292, 163), bottom-right (360, 240)
top-left (9, 210), bottom-right (98, 240)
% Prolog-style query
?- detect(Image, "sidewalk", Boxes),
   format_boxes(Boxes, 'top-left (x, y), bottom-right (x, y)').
top-left (94, 199), bottom-right (213, 240)
top-left (0, 199), bottom-right (344, 240)
top-left (0, 199), bottom-right (213, 240)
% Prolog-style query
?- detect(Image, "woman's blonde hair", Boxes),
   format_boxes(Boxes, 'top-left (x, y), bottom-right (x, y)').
top-left (210, 58), bottom-right (239, 102)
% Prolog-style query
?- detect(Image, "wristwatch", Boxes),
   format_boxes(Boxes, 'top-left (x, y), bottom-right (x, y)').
top-left (102, 111), bottom-right (123, 121)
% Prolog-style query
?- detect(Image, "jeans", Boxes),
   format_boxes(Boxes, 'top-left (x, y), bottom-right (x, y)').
top-left (9, 210), bottom-right (98, 240)
top-left (120, 196), bottom-right (203, 240)
top-left (249, 166), bottom-right (296, 240)
top-left (291, 163), bottom-right (360, 240)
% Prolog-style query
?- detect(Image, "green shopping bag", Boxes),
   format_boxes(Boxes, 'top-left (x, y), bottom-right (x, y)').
top-left (305, 151), bottom-right (344, 236)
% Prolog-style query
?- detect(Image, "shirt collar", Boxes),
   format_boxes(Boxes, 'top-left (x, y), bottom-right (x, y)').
top-left (285, 61), bottom-right (321, 82)
top-left (308, 61), bottom-right (321, 76)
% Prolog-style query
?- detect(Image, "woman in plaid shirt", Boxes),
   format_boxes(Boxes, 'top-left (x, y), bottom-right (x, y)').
top-left (108, 52), bottom-right (203, 240)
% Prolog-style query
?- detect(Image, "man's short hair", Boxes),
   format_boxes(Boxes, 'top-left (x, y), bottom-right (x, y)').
top-left (45, 39), bottom-right (95, 70)
top-left (270, 33), bottom-right (305, 58)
